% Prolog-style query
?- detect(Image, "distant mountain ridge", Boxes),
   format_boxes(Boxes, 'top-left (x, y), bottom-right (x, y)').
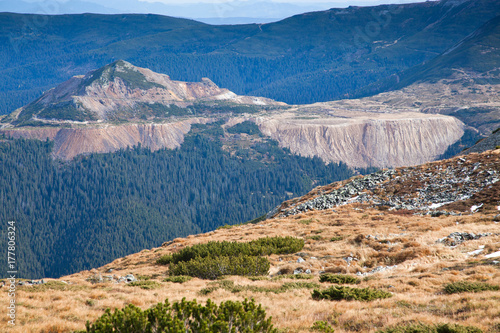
top-left (1, 0), bottom-right (499, 114)
top-left (0, 0), bottom-right (334, 21)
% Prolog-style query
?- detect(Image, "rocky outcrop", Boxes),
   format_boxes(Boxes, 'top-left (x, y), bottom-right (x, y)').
top-left (256, 111), bottom-right (464, 168)
top-left (272, 149), bottom-right (500, 217)
top-left (461, 129), bottom-right (500, 155)
top-left (8, 60), bottom-right (285, 124)
top-left (2, 118), bottom-right (211, 159)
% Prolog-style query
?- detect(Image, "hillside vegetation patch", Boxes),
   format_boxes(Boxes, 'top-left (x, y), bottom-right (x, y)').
top-left (312, 286), bottom-right (392, 301)
top-left (158, 236), bottom-right (304, 279)
top-left (319, 274), bottom-right (361, 284)
top-left (377, 322), bottom-right (483, 333)
top-left (444, 281), bottom-right (499, 294)
top-left (157, 236), bottom-right (304, 265)
top-left (83, 298), bottom-right (277, 333)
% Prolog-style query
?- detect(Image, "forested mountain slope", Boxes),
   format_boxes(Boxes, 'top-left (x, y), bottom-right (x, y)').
top-left (1, 0), bottom-right (499, 114)
top-left (325, 14), bottom-right (500, 138)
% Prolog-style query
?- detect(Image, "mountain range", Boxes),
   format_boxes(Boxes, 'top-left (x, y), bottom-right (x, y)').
top-left (0, 0), bottom-right (337, 23)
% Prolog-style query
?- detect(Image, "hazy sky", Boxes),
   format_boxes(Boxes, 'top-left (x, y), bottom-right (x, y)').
top-left (141, 0), bottom-right (416, 3)
top-left (7, 0), bottom-right (429, 22)
top-left (20, 0), bottom-right (424, 5)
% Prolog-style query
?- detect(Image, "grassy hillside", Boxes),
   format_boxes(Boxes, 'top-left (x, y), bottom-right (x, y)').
top-left (1, 0), bottom-right (499, 114)
top-left (1, 188), bottom-right (498, 332)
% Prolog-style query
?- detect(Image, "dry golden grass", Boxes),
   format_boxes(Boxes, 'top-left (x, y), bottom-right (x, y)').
top-left (1, 205), bottom-right (499, 332)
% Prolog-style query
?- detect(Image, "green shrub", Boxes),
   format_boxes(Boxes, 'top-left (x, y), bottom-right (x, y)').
top-left (127, 280), bottom-right (161, 290)
top-left (444, 281), bottom-right (499, 294)
top-left (273, 274), bottom-right (314, 280)
top-left (377, 322), bottom-right (482, 333)
top-left (312, 286), bottom-right (392, 301)
top-left (159, 236), bottom-right (304, 265)
top-left (227, 121), bottom-right (262, 135)
top-left (280, 281), bottom-right (320, 292)
top-left (330, 236), bottom-right (344, 242)
top-left (85, 299), bottom-right (96, 307)
top-left (248, 276), bottom-right (271, 281)
top-left (312, 320), bottom-right (335, 333)
top-left (307, 235), bottom-right (322, 241)
top-left (319, 274), bottom-right (360, 284)
top-left (200, 280), bottom-right (320, 295)
top-left (163, 275), bottom-right (192, 283)
top-left (85, 298), bottom-right (277, 333)
top-left (156, 254), bottom-right (173, 265)
top-left (170, 255), bottom-right (270, 280)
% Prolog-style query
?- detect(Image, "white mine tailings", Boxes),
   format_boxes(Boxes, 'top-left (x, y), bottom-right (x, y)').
top-left (256, 111), bottom-right (464, 168)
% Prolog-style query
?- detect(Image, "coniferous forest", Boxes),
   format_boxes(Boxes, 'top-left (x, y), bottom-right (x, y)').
top-left (0, 123), bottom-right (369, 278)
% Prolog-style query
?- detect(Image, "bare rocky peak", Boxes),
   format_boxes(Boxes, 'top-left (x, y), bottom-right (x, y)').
top-left (11, 60), bottom-right (285, 124)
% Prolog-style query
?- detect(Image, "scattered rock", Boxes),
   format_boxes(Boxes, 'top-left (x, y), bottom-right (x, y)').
top-left (357, 265), bottom-right (397, 276)
top-left (293, 268), bottom-right (304, 275)
top-left (343, 255), bottom-right (358, 266)
top-left (467, 248), bottom-right (485, 256)
top-left (437, 232), bottom-right (491, 246)
top-left (275, 153), bottom-right (500, 217)
top-left (471, 203), bottom-right (483, 213)
top-left (125, 274), bottom-right (136, 282)
top-left (485, 251), bottom-right (500, 259)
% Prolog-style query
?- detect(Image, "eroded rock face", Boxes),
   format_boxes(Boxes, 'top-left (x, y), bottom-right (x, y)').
top-left (256, 111), bottom-right (464, 168)
top-left (2, 118), bottom-right (211, 159)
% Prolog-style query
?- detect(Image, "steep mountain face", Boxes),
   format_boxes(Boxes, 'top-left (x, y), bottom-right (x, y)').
top-left (1, 0), bottom-right (499, 114)
top-left (2, 118), bottom-right (210, 159)
top-left (255, 110), bottom-right (464, 168)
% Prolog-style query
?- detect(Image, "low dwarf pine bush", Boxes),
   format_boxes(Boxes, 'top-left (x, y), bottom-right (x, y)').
top-left (319, 274), bottom-right (360, 284)
top-left (312, 286), bottom-right (392, 301)
top-left (84, 298), bottom-right (277, 333)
